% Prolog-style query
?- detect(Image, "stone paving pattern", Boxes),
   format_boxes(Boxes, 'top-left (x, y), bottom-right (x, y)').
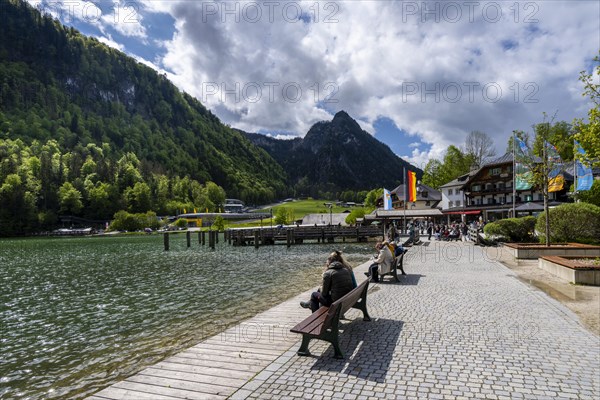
top-left (236, 242), bottom-right (600, 399)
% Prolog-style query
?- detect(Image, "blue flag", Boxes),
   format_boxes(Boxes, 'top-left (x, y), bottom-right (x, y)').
top-left (514, 136), bottom-right (532, 190)
top-left (575, 141), bottom-right (593, 191)
top-left (576, 161), bottom-right (593, 191)
top-left (383, 188), bottom-right (392, 210)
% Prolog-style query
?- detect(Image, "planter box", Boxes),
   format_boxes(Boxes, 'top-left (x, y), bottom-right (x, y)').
top-left (503, 243), bottom-right (600, 260)
top-left (538, 256), bottom-right (600, 286)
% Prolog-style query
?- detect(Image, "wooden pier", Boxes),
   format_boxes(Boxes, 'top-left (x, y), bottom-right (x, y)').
top-left (86, 286), bottom-right (331, 400)
top-left (225, 225), bottom-right (383, 247)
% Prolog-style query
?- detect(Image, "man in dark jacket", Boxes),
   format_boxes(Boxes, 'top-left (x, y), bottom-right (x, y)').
top-left (301, 261), bottom-right (354, 313)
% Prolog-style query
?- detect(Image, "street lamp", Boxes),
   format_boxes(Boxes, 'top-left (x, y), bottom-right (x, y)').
top-left (324, 203), bottom-right (333, 225)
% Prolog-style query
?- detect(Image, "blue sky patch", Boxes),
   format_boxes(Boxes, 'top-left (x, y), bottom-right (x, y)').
top-left (373, 116), bottom-right (430, 159)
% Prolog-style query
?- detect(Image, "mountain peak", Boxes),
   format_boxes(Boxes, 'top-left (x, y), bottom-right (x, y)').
top-left (332, 110), bottom-right (352, 121)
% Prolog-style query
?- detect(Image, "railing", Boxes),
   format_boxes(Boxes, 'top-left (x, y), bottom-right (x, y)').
top-left (225, 225), bottom-right (384, 247)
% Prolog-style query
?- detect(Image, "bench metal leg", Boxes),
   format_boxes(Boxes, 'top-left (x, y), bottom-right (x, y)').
top-left (297, 335), bottom-right (312, 356)
top-left (331, 338), bottom-right (344, 359)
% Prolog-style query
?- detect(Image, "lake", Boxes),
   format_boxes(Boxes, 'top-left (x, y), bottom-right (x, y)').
top-left (0, 234), bottom-right (372, 399)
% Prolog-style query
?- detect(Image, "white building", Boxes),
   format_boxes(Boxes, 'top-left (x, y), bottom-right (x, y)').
top-left (439, 173), bottom-right (470, 210)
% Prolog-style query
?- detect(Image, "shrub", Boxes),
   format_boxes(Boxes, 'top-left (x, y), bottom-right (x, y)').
top-left (174, 218), bottom-right (188, 228)
top-left (345, 209), bottom-right (366, 225)
top-left (213, 215), bottom-right (225, 231)
top-left (483, 216), bottom-right (537, 242)
top-left (536, 202), bottom-right (600, 244)
top-left (109, 210), bottom-right (160, 231)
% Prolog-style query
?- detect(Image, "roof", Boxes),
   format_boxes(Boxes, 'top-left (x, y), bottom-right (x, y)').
top-left (483, 152), bottom-right (513, 166)
top-left (391, 183), bottom-right (442, 201)
top-left (515, 202), bottom-right (545, 211)
top-left (483, 152), bottom-right (543, 166)
top-left (439, 172), bottom-right (474, 188)
top-left (367, 209), bottom-right (444, 219)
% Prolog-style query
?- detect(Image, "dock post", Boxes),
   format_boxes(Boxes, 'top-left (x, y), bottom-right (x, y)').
top-left (254, 229), bottom-right (260, 249)
top-left (186, 230), bottom-right (191, 247)
top-left (201, 231), bottom-right (206, 246)
top-left (215, 231), bottom-right (219, 244)
top-left (209, 230), bottom-right (215, 249)
top-left (286, 229), bottom-right (292, 248)
top-left (227, 230), bottom-right (232, 245)
top-left (198, 231), bottom-right (202, 245)
top-left (164, 232), bottom-right (169, 251)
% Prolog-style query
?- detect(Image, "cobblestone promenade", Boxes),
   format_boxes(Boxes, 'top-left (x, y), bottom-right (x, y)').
top-left (238, 242), bottom-right (599, 400)
top-left (91, 242), bottom-right (599, 400)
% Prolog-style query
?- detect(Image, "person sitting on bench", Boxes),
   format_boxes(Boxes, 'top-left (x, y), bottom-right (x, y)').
top-left (365, 241), bottom-right (394, 282)
top-left (300, 251), bottom-right (354, 313)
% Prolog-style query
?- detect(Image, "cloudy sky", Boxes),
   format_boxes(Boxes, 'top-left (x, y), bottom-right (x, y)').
top-left (29, 0), bottom-right (599, 168)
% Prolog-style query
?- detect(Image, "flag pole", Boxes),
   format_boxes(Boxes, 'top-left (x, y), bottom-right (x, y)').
top-left (512, 131), bottom-right (516, 218)
top-left (574, 139), bottom-right (578, 203)
top-left (403, 167), bottom-right (407, 236)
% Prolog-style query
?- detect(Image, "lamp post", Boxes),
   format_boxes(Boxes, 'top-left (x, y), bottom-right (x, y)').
top-left (324, 203), bottom-right (333, 225)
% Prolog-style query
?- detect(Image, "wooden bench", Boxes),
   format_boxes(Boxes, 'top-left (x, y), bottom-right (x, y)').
top-left (380, 250), bottom-right (407, 282)
top-left (290, 279), bottom-right (371, 359)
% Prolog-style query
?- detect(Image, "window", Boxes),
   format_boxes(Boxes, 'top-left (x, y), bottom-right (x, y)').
top-left (525, 194), bottom-right (533, 202)
top-left (456, 201), bottom-right (461, 207)
top-left (472, 185), bottom-right (481, 192)
top-left (491, 167), bottom-right (501, 176)
top-left (448, 189), bottom-right (453, 195)
top-left (538, 193), bottom-right (543, 201)
top-left (422, 191), bottom-right (428, 198)
top-left (448, 201), bottom-right (453, 208)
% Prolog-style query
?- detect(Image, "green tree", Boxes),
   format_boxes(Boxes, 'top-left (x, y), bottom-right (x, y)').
top-left (206, 181), bottom-right (226, 211)
top-left (124, 182), bottom-right (152, 213)
top-left (345, 208), bottom-right (366, 225)
top-left (274, 207), bottom-right (289, 225)
top-left (0, 174), bottom-right (37, 235)
top-left (364, 188), bottom-right (383, 208)
top-left (58, 181), bottom-right (83, 214)
top-left (87, 182), bottom-right (114, 218)
top-left (515, 115), bottom-right (565, 246)
top-left (575, 179), bottom-right (600, 207)
top-left (423, 146), bottom-right (475, 188)
top-left (573, 53), bottom-right (600, 165)
top-left (174, 218), bottom-right (188, 228)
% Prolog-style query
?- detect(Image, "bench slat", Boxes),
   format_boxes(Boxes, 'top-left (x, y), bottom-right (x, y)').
top-left (290, 307), bottom-right (329, 334)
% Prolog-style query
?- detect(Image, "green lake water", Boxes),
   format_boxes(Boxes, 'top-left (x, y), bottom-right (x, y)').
top-left (0, 234), bottom-right (372, 399)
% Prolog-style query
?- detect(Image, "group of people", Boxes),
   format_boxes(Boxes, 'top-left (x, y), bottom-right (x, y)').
top-left (426, 223), bottom-right (463, 241)
top-left (365, 240), bottom-right (406, 282)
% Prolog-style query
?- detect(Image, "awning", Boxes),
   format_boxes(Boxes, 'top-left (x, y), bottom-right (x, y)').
top-left (444, 210), bottom-right (481, 215)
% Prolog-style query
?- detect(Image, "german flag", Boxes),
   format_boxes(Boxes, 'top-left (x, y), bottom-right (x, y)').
top-left (407, 170), bottom-right (417, 202)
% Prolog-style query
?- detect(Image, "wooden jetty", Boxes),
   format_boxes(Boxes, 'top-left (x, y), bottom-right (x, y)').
top-left (225, 225), bottom-right (383, 247)
top-left (86, 289), bottom-right (324, 400)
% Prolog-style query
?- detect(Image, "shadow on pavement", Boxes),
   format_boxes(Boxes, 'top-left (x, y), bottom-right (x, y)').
top-left (379, 273), bottom-right (424, 286)
top-left (309, 318), bottom-right (404, 383)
